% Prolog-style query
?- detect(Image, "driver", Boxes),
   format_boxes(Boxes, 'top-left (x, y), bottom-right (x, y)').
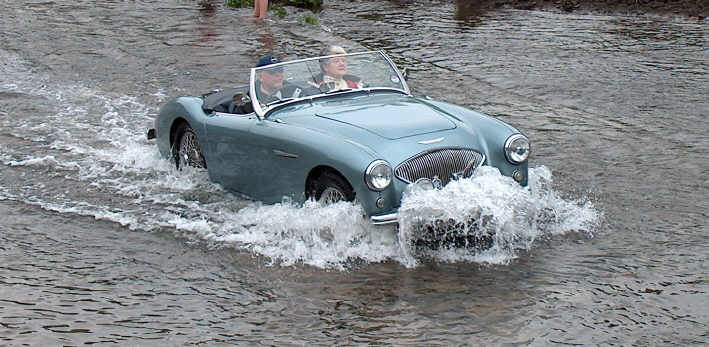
top-left (233, 55), bottom-right (301, 113)
top-left (254, 55), bottom-right (288, 104)
top-left (309, 46), bottom-right (363, 92)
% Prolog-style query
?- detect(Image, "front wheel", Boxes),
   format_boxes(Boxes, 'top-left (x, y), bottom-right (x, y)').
top-left (173, 122), bottom-right (206, 170)
top-left (308, 172), bottom-right (355, 204)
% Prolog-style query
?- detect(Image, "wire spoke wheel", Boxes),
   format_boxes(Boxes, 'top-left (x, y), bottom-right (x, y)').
top-left (173, 123), bottom-right (206, 170)
top-left (309, 172), bottom-right (355, 205)
top-left (178, 131), bottom-right (204, 168)
top-left (319, 186), bottom-right (346, 204)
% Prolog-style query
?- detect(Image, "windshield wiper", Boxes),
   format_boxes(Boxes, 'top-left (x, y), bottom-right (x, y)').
top-left (265, 98), bottom-right (296, 107)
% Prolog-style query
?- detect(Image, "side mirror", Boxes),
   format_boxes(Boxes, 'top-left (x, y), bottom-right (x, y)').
top-left (401, 67), bottom-right (409, 81)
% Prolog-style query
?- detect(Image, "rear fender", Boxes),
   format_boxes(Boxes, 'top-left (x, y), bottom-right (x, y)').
top-left (155, 97), bottom-right (209, 161)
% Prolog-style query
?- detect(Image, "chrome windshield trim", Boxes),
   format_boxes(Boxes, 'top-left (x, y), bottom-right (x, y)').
top-left (251, 51), bottom-right (410, 119)
top-left (250, 68), bottom-right (262, 120)
top-left (259, 87), bottom-right (409, 120)
top-left (380, 51), bottom-right (410, 95)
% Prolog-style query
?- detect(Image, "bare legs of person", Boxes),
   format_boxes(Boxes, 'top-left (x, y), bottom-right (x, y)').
top-left (253, 0), bottom-right (268, 19)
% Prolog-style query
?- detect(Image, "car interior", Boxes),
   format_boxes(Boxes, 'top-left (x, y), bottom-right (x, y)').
top-left (201, 86), bottom-right (252, 114)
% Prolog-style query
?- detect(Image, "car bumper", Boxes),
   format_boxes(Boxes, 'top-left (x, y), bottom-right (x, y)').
top-left (370, 211), bottom-right (399, 225)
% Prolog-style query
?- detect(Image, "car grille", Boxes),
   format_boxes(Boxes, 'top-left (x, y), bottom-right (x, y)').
top-left (395, 148), bottom-right (485, 185)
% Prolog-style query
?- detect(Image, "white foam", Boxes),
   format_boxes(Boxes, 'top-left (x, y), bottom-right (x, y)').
top-left (196, 200), bottom-right (395, 268)
top-left (5, 155), bottom-right (58, 167)
top-left (141, 166), bottom-right (600, 270)
top-left (397, 166), bottom-right (601, 266)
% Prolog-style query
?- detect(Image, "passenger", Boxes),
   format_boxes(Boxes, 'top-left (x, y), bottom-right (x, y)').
top-left (309, 45), bottom-right (363, 92)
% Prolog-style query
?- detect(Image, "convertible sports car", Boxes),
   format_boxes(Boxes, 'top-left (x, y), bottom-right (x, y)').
top-left (148, 51), bottom-right (530, 225)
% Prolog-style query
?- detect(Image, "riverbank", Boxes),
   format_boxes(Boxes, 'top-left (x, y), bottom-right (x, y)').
top-left (460, 0), bottom-right (707, 19)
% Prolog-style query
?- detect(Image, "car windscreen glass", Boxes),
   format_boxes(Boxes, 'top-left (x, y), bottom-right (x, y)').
top-left (250, 51), bottom-right (408, 117)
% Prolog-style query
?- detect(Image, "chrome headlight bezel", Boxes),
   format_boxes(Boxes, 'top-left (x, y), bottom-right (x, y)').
top-left (504, 134), bottom-right (530, 164)
top-left (365, 160), bottom-right (393, 191)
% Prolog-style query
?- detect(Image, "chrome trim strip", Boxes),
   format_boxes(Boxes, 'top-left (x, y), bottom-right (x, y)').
top-left (272, 149), bottom-right (299, 159)
top-left (418, 137), bottom-right (445, 145)
top-left (250, 68), bottom-right (261, 120)
top-left (370, 212), bottom-right (399, 225)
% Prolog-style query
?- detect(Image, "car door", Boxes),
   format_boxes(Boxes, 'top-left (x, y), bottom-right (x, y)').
top-left (203, 112), bottom-right (261, 195)
top-left (244, 118), bottom-right (313, 203)
top-left (204, 113), bottom-right (308, 203)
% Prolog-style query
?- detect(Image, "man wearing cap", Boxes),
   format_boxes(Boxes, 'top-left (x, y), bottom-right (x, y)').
top-left (232, 55), bottom-right (300, 114)
top-left (254, 55), bottom-right (301, 106)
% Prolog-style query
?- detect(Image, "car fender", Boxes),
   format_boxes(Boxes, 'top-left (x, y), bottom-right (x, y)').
top-left (420, 100), bottom-right (523, 155)
top-left (155, 96), bottom-right (209, 162)
top-left (417, 99), bottom-right (529, 184)
top-left (250, 119), bottom-right (380, 206)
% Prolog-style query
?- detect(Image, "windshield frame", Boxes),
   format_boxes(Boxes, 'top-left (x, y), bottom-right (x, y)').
top-left (249, 50), bottom-right (410, 119)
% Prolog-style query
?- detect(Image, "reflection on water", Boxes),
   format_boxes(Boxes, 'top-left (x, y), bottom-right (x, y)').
top-left (197, 2), bottom-right (222, 48)
top-left (198, 0), bottom-right (217, 12)
top-left (257, 28), bottom-right (276, 55)
top-left (454, 0), bottom-right (495, 22)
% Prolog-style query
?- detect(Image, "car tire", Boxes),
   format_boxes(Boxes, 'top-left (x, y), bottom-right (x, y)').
top-left (309, 172), bottom-right (355, 204)
top-left (173, 122), bottom-right (206, 170)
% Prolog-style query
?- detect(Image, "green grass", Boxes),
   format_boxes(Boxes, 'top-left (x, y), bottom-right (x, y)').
top-left (303, 14), bottom-right (318, 25)
top-left (272, 5), bottom-right (288, 18)
top-left (225, 0), bottom-right (252, 8)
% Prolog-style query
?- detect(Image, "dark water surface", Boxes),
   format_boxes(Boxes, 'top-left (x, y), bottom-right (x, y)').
top-left (1, 0), bottom-right (707, 345)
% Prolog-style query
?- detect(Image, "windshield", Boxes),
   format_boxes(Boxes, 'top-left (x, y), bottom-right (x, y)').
top-left (249, 51), bottom-right (409, 117)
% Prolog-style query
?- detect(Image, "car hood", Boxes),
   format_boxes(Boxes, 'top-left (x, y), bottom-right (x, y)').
top-left (270, 93), bottom-right (495, 164)
top-left (311, 94), bottom-right (457, 140)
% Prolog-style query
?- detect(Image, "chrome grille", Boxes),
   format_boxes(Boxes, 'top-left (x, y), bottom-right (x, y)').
top-left (395, 148), bottom-right (485, 185)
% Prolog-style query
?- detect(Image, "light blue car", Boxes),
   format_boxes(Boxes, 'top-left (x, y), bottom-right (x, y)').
top-left (148, 51), bottom-right (530, 225)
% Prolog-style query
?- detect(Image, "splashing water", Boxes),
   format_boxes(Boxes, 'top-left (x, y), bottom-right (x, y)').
top-left (397, 166), bottom-right (602, 266)
top-left (178, 166), bottom-right (602, 269)
top-left (1, 49), bottom-right (601, 270)
top-left (202, 200), bottom-right (401, 270)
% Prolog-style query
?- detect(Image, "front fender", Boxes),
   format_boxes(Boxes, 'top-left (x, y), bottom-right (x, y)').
top-left (244, 119), bottom-right (379, 208)
top-left (421, 99), bottom-right (529, 185)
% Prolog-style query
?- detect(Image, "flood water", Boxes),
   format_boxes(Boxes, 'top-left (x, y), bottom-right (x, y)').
top-left (1, 0), bottom-right (707, 345)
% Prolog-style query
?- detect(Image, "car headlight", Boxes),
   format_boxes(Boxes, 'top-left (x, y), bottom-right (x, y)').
top-left (365, 160), bottom-right (392, 191)
top-left (504, 134), bottom-right (530, 164)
